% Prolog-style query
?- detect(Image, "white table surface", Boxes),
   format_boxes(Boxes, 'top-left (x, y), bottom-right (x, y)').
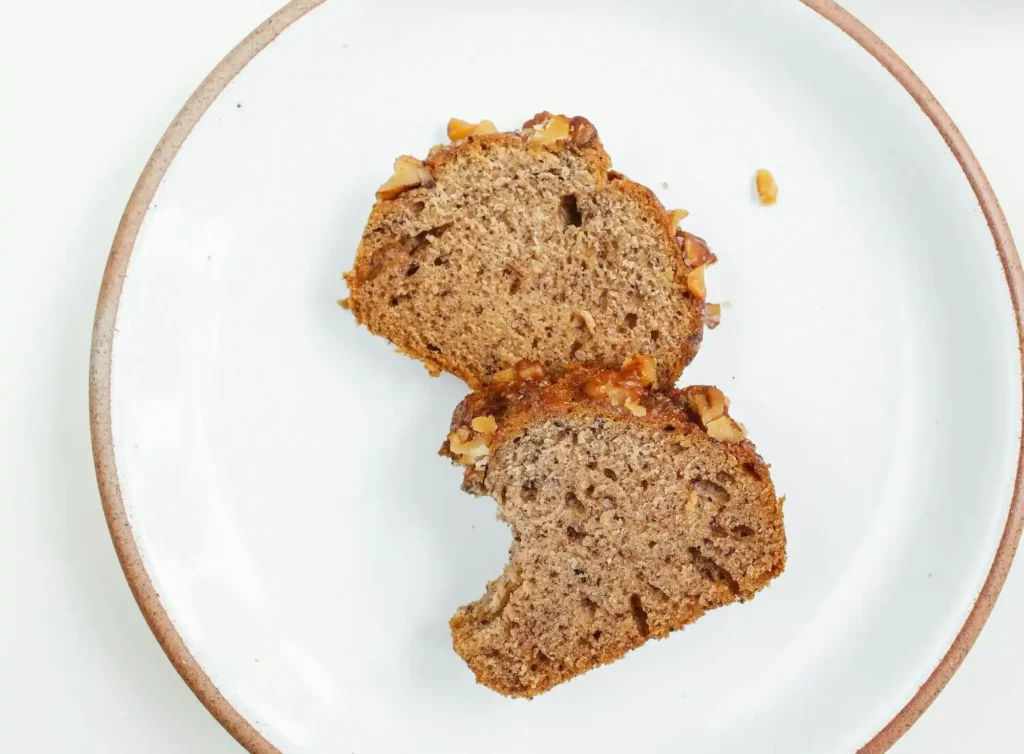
top-left (1, 1), bottom-right (1021, 751)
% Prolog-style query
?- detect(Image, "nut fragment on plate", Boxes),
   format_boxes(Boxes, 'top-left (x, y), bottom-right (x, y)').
top-left (448, 118), bottom-right (498, 141)
top-left (686, 266), bottom-right (707, 298)
top-left (755, 169), bottom-right (778, 206)
top-left (377, 155), bottom-right (434, 199)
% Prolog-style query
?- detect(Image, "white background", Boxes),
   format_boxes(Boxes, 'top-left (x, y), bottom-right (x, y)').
top-left (1, 0), bottom-right (1021, 752)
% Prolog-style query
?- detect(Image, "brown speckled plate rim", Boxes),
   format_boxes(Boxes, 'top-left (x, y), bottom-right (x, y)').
top-left (89, 1), bottom-right (1023, 752)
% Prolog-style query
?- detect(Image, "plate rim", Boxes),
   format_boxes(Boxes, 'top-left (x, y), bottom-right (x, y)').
top-left (88, 1), bottom-right (1024, 752)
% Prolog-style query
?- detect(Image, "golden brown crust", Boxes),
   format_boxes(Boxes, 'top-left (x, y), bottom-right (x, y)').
top-left (343, 115), bottom-right (709, 388)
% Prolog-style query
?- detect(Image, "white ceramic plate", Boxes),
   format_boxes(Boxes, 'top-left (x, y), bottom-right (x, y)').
top-left (91, 1), bottom-right (1024, 752)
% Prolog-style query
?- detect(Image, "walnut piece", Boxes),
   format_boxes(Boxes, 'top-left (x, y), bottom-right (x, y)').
top-left (522, 111), bottom-right (555, 129)
top-left (526, 114), bottom-right (571, 145)
top-left (680, 232), bottom-right (716, 268)
top-left (756, 169), bottom-right (778, 206)
top-left (471, 415), bottom-right (498, 434)
top-left (669, 208), bottom-right (689, 226)
top-left (706, 416), bottom-right (746, 443)
top-left (584, 354), bottom-right (658, 413)
top-left (569, 116), bottom-right (598, 147)
top-left (491, 359), bottom-right (545, 385)
top-left (621, 354), bottom-right (658, 388)
top-left (377, 156), bottom-right (434, 199)
top-left (515, 360), bottom-right (546, 380)
top-left (449, 426), bottom-right (492, 467)
top-left (705, 302), bottom-right (722, 329)
top-left (490, 368), bottom-right (516, 384)
top-left (447, 118), bottom-right (498, 141)
top-left (686, 265), bottom-right (707, 298)
top-left (687, 386), bottom-right (728, 425)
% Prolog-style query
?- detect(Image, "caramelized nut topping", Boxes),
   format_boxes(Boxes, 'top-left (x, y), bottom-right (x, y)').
top-left (756, 169), bottom-right (778, 206)
top-left (471, 415), bottom-right (498, 435)
top-left (377, 156), bottom-right (434, 199)
top-left (526, 114), bottom-right (571, 145)
top-left (490, 368), bottom-right (516, 384)
top-left (706, 416), bottom-right (746, 443)
top-left (685, 387), bottom-right (744, 442)
top-left (568, 116), bottom-right (598, 147)
top-left (515, 360), bottom-right (546, 381)
top-left (522, 111), bottom-right (556, 129)
top-left (584, 354), bottom-right (658, 412)
top-left (686, 265), bottom-right (707, 298)
top-left (680, 232), bottom-right (716, 268)
top-left (449, 425), bottom-right (493, 467)
top-left (621, 354), bottom-right (658, 388)
top-left (687, 386), bottom-right (728, 425)
top-left (447, 118), bottom-right (498, 141)
top-left (669, 208), bottom-right (689, 226)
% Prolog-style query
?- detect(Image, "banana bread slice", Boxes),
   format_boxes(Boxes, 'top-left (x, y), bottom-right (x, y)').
top-left (441, 357), bottom-right (785, 697)
top-left (343, 113), bottom-right (716, 388)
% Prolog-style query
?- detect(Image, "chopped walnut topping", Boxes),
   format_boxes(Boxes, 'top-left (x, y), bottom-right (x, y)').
top-left (706, 416), bottom-right (746, 443)
top-left (522, 111), bottom-right (555, 129)
top-left (686, 265), bottom-right (707, 298)
top-left (624, 397), bottom-right (647, 417)
top-left (621, 354), bottom-right (658, 389)
top-left (490, 360), bottom-right (545, 384)
top-left (515, 360), bottom-right (546, 381)
top-left (427, 143), bottom-right (446, 158)
top-left (447, 118), bottom-right (498, 141)
top-left (449, 425), bottom-right (493, 467)
top-left (568, 116), bottom-right (598, 147)
top-left (584, 354), bottom-right (657, 412)
top-left (669, 208), bottom-right (689, 226)
top-left (685, 388), bottom-right (745, 442)
top-left (490, 368), bottom-right (516, 384)
top-left (471, 415), bottom-right (498, 435)
top-left (687, 386), bottom-right (728, 425)
top-left (525, 114), bottom-right (571, 145)
top-left (756, 169), bottom-right (778, 206)
top-left (680, 232), bottom-right (716, 268)
top-left (377, 156), bottom-right (434, 199)
top-left (705, 302), bottom-right (722, 329)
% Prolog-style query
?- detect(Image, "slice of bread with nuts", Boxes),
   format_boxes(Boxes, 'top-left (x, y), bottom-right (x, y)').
top-left (343, 113), bottom-right (717, 388)
top-left (440, 357), bottom-right (786, 697)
